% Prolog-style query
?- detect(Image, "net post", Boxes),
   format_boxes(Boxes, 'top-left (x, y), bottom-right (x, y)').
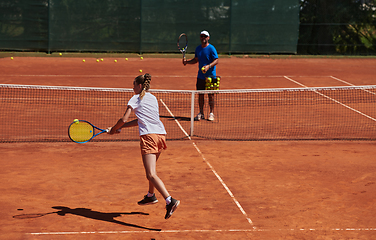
top-left (190, 91), bottom-right (195, 137)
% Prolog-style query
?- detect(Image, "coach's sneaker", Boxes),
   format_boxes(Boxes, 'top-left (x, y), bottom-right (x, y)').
top-left (208, 112), bottom-right (215, 121)
top-left (138, 194), bottom-right (158, 205)
top-left (194, 113), bottom-right (205, 121)
top-left (165, 198), bottom-right (180, 219)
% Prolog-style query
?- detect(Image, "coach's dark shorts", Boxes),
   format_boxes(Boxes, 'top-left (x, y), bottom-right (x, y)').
top-left (196, 78), bottom-right (206, 90)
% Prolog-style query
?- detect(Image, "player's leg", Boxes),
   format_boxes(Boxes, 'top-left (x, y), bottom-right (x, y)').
top-left (147, 152), bottom-right (161, 195)
top-left (138, 135), bottom-right (166, 205)
top-left (142, 153), bottom-right (170, 200)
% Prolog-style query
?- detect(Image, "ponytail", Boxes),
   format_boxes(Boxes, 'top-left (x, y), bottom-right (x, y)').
top-left (136, 73), bottom-right (152, 100)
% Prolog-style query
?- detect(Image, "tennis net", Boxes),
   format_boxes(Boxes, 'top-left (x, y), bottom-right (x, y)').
top-left (1, 84), bottom-right (376, 143)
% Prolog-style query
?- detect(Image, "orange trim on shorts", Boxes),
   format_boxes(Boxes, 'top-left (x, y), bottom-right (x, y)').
top-left (140, 134), bottom-right (167, 155)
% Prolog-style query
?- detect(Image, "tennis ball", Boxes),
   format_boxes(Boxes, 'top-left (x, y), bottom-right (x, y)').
top-left (10, 57), bottom-right (13, 60)
top-left (82, 59), bottom-right (85, 62)
top-left (114, 60), bottom-right (117, 63)
top-left (74, 119), bottom-right (79, 124)
top-left (140, 57), bottom-right (143, 60)
top-left (139, 69), bottom-right (143, 73)
top-left (101, 58), bottom-right (104, 61)
top-left (96, 59), bottom-right (99, 62)
top-left (59, 53), bottom-right (62, 56)
top-left (125, 58), bottom-right (128, 61)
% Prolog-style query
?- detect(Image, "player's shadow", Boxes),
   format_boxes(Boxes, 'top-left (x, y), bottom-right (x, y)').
top-left (52, 206), bottom-right (161, 231)
top-left (160, 115), bottom-right (191, 121)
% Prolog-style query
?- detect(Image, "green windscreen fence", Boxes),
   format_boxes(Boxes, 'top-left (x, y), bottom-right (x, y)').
top-left (0, 0), bottom-right (300, 54)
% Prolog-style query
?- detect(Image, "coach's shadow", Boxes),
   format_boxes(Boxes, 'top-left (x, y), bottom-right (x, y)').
top-left (52, 206), bottom-right (161, 231)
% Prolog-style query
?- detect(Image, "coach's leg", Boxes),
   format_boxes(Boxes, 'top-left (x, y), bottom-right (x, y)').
top-left (208, 93), bottom-right (214, 113)
top-left (199, 94), bottom-right (205, 114)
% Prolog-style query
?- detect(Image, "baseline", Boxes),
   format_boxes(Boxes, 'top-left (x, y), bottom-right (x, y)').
top-left (28, 227), bottom-right (376, 236)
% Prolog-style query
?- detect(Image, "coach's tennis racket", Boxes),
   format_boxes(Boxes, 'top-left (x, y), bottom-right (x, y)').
top-left (68, 119), bottom-right (108, 144)
top-left (177, 33), bottom-right (188, 59)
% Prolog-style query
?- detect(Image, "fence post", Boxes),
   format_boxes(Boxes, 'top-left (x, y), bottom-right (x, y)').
top-left (139, 0), bottom-right (143, 55)
top-left (47, 0), bottom-right (51, 54)
top-left (229, 0), bottom-right (232, 55)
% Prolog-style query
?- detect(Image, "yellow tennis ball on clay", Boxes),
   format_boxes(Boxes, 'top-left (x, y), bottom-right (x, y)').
top-left (59, 53), bottom-right (62, 56)
top-left (125, 58), bottom-right (128, 61)
top-left (140, 57), bottom-right (143, 60)
top-left (114, 60), bottom-right (117, 63)
top-left (101, 58), bottom-right (104, 61)
top-left (96, 59), bottom-right (99, 62)
top-left (82, 59), bottom-right (85, 62)
top-left (11, 57), bottom-right (13, 60)
top-left (139, 69), bottom-right (143, 73)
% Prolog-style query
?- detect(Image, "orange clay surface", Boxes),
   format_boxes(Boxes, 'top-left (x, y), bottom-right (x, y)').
top-left (1, 55), bottom-right (376, 239)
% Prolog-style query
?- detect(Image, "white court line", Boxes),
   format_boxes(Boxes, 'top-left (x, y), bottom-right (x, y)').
top-left (284, 76), bottom-right (376, 123)
top-left (159, 99), bottom-right (254, 228)
top-left (1, 74), bottom-right (330, 78)
top-left (26, 97), bottom-right (376, 237)
top-left (28, 228), bottom-right (376, 235)
top-left (330, 76), bottom-right (376, 96)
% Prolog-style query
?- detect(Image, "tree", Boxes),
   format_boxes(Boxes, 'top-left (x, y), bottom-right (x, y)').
top-left (298, 0), bottom-right (376, 54)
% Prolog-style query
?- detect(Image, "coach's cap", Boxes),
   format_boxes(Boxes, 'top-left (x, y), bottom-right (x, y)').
top-left (200, 30), bottom-right (210, 37)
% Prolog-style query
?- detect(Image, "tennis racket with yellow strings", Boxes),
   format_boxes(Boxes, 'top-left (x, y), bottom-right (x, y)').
top-left (68, 119), bottom-right (108, 144)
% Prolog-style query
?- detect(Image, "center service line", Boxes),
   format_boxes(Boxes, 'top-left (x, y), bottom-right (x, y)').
top-left (159, 99), bottom-right (254, 227)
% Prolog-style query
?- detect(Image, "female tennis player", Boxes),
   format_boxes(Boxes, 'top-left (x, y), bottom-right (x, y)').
top-left (107, 73), bottom-right (180, 219)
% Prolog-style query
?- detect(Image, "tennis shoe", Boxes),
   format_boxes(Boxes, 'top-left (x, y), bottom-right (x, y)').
top-left (194, 113), bottom-right (204, 121)
top-left (208, 113), bottom-right (215, 121)
top-left (165, 198), bottom-right (180, 219)
top-left (138, 194), bottom-right (158, 205)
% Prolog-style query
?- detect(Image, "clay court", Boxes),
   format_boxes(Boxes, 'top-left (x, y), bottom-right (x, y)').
top-left (1, 55), bottom-right (376, 239)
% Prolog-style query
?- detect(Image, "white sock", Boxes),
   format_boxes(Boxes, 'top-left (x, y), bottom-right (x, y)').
top-left (165, 196), bottom-right (172, 205)
top-left (147, 192), bottom-right (154, 197)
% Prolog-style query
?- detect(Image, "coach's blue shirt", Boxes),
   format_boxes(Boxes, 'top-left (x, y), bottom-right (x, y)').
top-left (195, 44), bottom-right (218, 79)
